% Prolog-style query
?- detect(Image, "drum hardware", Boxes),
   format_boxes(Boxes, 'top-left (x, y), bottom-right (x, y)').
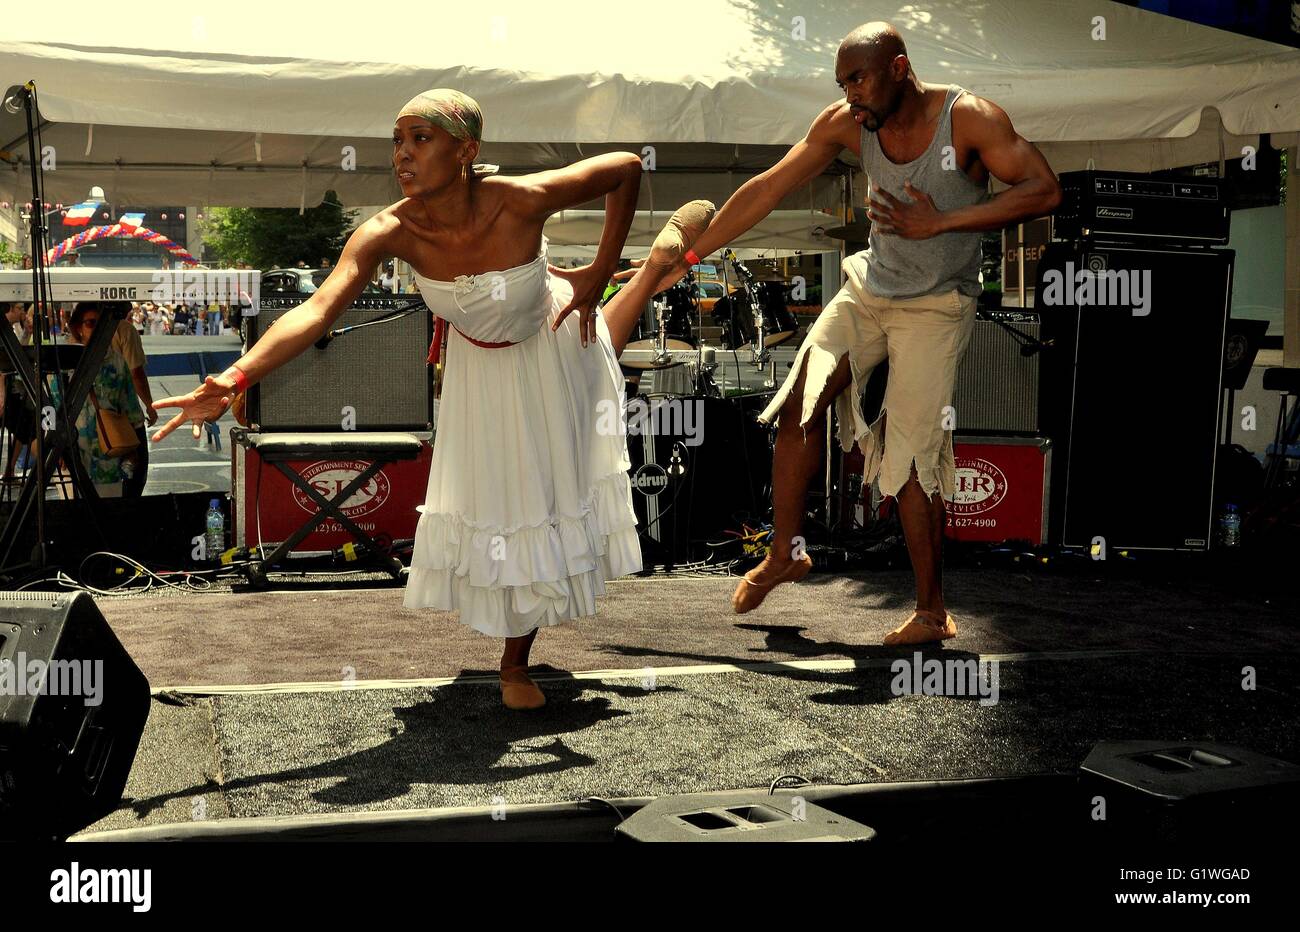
top-left (714, 251), bottom-right (799, 368)
top-left (621, 280), bottom-right (695, 372)
top-left (614, 256), bottom-right (798, 399)
top-left (617, 267), bottom-right (728, 400)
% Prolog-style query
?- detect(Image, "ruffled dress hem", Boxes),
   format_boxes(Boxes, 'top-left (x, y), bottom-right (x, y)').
top-left (402, 469), bottom-right (642, 637)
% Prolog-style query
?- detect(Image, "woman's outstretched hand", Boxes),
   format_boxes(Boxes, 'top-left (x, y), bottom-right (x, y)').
top-left (548, 262), bottom-right (608, 347)
top-left (151, 373), bottom-right (239, 442)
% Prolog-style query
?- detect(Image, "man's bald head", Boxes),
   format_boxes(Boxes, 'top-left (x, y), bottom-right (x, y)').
top-left (840, 22), bottom-right (908, 71)
top-left (835, 21), bottom-right (914, 132)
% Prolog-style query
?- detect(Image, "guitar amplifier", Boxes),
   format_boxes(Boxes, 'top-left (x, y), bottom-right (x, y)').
top-left (247, 296), bottom-right (433, 431)
top-left (953, 312), bottom-right (1041, 433)
top-left (1054, 170), bottom-right (1229, 245)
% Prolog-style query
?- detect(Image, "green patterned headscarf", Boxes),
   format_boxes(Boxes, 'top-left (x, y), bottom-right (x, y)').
top-left (397, 89), bottom-right (483, 142)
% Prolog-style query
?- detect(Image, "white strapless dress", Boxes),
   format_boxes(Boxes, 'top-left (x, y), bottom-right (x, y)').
top-left (403, 235), bottom-right (642, 637)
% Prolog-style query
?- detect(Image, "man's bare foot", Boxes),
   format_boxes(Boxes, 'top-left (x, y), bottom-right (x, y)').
top-left (646, 200), bottom-right (715, 274)
top-left (731, 552), bottom-right (813, 614)
top-left (882, 610), bottom-right (957, 646)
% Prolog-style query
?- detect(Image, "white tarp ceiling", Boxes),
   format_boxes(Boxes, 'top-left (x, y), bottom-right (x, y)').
top-left (2, 0), bottom-right (1299, 215)
top-left (543, 210), bottom-right (842, 258)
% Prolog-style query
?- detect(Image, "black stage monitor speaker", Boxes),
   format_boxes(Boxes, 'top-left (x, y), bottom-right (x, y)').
top-left (615, 790), bottom-right (876, 842)
top-left (1036, 242), bottom-right (1232, 551)
top-left (0, 591), bottom-right (150, 838)
top-left (1080, 741), bottom-right (1300, 847)
top-left (247, 297), bottom-right (434, 431)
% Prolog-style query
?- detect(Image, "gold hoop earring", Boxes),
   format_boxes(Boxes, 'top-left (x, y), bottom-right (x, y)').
top-left (461, 163), bottom-right (468, 183)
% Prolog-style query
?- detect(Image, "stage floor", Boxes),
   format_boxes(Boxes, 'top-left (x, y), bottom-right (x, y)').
top-left (78, 565), bottom-right (1300, 836)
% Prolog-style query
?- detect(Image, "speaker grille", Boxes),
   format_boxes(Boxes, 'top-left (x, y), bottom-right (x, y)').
top-left (953, 317), bottom-right (1040, 433)
top-left (0, 592), bottom-right (72, 604)
top-left (249, 300), bottom-right (434, 431)
top-left (1036, 242), bottom-right (1230, 551)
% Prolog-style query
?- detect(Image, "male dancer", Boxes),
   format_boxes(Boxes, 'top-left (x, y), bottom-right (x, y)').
top-left (609, 22), bottom-right (1061, 644)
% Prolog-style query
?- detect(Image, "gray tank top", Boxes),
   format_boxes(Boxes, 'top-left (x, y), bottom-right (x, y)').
top-left (859, 85), bottom-right (989, 299)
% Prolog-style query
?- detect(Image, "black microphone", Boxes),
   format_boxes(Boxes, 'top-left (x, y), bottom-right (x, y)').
top-left (726, 250), bottom-right (754, 282)
top-left (314, 332), bottom-right (334, 350)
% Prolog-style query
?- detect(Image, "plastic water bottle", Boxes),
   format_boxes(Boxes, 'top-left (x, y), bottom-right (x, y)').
top-left (205, 499), bottom-right (225, 562)
top-left (1217, 503), bottom-right (1241, 549)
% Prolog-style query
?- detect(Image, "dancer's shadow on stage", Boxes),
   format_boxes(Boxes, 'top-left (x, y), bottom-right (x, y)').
top-left (126, 670), bottom-right (680, 817)
top-left (595, 624), bottom-right (989, 708)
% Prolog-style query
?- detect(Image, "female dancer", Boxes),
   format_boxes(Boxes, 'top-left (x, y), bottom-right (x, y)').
top-left (152, 89), bottom-right (712, 709)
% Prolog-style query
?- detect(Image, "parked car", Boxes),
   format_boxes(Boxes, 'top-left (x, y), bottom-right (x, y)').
top-left (695, 280), bottom-right (729, 313)
top-left (262, 268), bottom-right (386, 295)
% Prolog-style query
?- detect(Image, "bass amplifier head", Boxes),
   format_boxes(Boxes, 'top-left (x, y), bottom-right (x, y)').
top-left (247, 297), bottom-right (434, 431)
top-left (1055, 170), bottom-right (1229, 246)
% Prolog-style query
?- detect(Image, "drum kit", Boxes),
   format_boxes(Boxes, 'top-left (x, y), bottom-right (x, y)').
top-left (613, 250), bottom-right (800, 396)
top-left (608, 251), bottom-right (802, 568)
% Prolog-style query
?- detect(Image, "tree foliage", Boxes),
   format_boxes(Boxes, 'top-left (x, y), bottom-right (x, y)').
top-left (203, 191), bottom-right (355, 268)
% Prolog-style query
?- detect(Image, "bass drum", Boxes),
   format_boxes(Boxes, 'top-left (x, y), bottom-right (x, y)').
top-left (712, 282), bottom-right (799, 350)
top-left (621, 282), bottom-right (696, 371)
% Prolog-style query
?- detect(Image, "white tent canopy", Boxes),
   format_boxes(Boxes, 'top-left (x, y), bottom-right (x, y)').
top-left (544, 209), bottom-right (841, 257)
top-left (3, 0), bottom-right (1299, 213)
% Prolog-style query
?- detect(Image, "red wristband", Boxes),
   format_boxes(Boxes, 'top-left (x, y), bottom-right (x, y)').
top-left (226, 364), bottom-right (249, 393)
top-left (684, 249), bottom-right (702, 267)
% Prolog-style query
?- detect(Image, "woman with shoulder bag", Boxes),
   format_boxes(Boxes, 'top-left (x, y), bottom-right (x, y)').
top-left (47, 302), bottom-right (144, 498)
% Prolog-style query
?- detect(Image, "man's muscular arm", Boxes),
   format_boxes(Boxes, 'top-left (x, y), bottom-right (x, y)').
top-left (951, 97), bottom-right (1060, 232)
top-left (945, 97), bottom-right (1061, 231)
top-left (636, 104), bottom-right (852, 293)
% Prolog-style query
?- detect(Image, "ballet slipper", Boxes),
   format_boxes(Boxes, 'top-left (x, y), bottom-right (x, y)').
top-left (500, 665), bottom-right (546, 710)
top-left (882, 609), bottom-right (958, 646)
top-left (731, 553), bottom-right (813, 614)
top-left (646, 200), bottom-right (715, 274)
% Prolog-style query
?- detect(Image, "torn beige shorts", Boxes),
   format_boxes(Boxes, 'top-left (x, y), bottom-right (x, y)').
top-left (757, 252), bottom-right (977, 500)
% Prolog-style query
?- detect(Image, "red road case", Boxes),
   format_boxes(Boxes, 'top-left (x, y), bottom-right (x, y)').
top-left (231, 428), bottom-right (433, 554)
top-left (878, 436), bottom-right (1052, 545)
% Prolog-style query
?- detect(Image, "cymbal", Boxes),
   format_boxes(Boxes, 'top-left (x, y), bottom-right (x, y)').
top-left (821, 223), bottom-right (871, 241)
top-left (821, 206), bottom-right (871, 241)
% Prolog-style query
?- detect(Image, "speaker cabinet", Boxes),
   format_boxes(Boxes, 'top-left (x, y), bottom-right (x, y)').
top-left (247, 297), bottom-right (434, 431)
top-left (953, 314), bottom-right (1041, 433)
top-left (626, 394), bottom-right (772, 568)
top-left (0, 591), bottom-right (150, 838)
top-left (1036, 243), bottom-right (1232, 551)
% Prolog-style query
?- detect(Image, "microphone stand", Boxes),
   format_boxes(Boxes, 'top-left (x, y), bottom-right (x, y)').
top-left (313, 300), bottom-right (427, 349)
top-left (0, 82), bottom-right (108, 581)
top-left (726, 251), bottom-right (774, 385)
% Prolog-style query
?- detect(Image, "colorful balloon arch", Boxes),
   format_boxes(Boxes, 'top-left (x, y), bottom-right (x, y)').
top-left (44, 223), bottom-right (199, 266)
